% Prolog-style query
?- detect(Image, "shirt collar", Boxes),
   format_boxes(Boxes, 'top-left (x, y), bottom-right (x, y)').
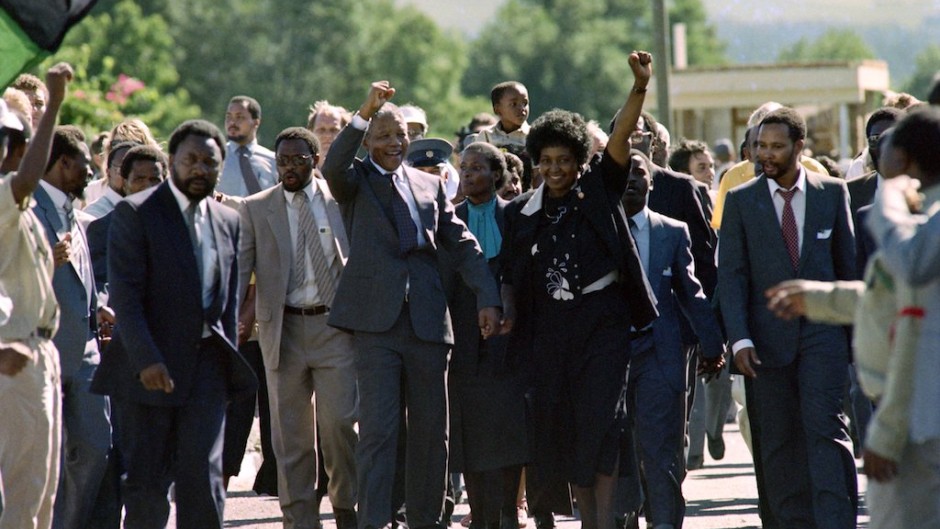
top-left (630, 207), bottom-right (650, 231)
top-left (370, 159), bottom-right (402, 179)
top-left (39, 180), bottom-right (70, 210)
top-left (103, 186), bottom-right (123, 205)
top-left (168, 177), bottom-right (207, 216)
top-left (495, 121), bottom-right (530, 136)
top-left (283, 180), bottom-right (316, 204)
top-left (467, 196), bottom-right (497, 210)
top-left (766, 166), bottom-right (807, 196)
top-left (228, 140), bottom-right (258, 155)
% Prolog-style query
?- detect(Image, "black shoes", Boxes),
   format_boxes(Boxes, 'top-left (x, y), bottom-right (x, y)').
top-left (706, 433), bottom-right (726, 461)
top-left (532, 513), bottom-right (554, 529)
top-left (335, 508), bottom-right (358, 529)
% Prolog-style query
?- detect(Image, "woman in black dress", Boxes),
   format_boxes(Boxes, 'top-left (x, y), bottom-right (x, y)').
top-left (445, 141), bottom-right (527, 529)
top-left (499, 51), bottom-right (657, 529)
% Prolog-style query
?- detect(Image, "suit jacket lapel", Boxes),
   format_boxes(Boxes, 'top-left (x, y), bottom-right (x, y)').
top-left (647, 213), bottom-right (667, 294)
top-left (495, 196), bottom-right (508, 234)
top-left (752, 175), bottom-right (796, 275)
top-left (207, 200), bottom-right (232, 317)
top-left (403, 166), bottom-right (436, 246)
top-left (361, 156), bottom-right (399, 228)
top-left (316, 178), bottom-right (349, 263)
top-left (34, 185), bottom-right (64, 238)
top-left (799, 172), bottom-right (824, 271)
top-left (266, 189), bottom-right (293, 286)
top-left (35, 185), bottom-right (87, 281)
top-left (155, 183), bottom-right (202, 294)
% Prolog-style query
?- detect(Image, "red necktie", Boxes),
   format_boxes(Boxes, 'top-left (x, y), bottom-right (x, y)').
top-left (777, 188), bottom-right (799, 270)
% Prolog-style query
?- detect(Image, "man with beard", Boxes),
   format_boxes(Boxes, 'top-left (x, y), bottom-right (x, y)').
top-left (238, 127), bottom-right (358, 529)
top-left (218, 95), bottom-right (277, 197)
top-left (216, 95), bottom-right (276, 492)
top-left (32, 125), bottom-right (118, 529)
top-left (718, 107), bottom-right (858, 529)
top-left (93, 120), bottom-right (256, 528)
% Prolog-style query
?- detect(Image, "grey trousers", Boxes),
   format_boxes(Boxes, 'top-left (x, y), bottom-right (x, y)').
top-left (354, 306), bottom-right (449, 529)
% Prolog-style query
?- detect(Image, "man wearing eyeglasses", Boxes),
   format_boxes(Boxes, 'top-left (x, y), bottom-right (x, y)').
top-left (842, 106), bottom-right (905, 462)
top-left (237, 127), bottom-right (359, 529)
top-left (848, 108), bottom-right (905, 217)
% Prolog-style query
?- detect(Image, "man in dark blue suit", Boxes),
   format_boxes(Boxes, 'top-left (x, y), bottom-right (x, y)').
top-left (718, 108), bottom-right (858, 529)
top-left (619, 150), bottom-right (725, 529)
top-left (93, 120), bottom-right (256, 529)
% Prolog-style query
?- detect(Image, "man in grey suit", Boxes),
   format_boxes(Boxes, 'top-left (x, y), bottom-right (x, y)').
top-left (718, 107), bottom-right (858, 529)
top-left (32, 125), bottom-right (116, 529)
top-left (321, 81), bottom-right (502, 529)
top-left (239, 127), bottom-right (358, 529)
top-left (93, 120), bottom-right (256, 529)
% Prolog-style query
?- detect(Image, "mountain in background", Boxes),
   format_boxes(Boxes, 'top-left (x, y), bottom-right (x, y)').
top-left (713, 14), bottom-right (940, 86)
top-left (397, 0), bottom-right (940, 88)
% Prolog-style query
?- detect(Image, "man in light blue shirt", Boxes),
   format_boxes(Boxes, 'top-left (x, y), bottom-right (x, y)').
top-left (218, 95), bottom-right (276, 197)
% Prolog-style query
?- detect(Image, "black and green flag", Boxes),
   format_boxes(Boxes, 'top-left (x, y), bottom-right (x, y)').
top-left (0, 0), bottom-right (98, 88)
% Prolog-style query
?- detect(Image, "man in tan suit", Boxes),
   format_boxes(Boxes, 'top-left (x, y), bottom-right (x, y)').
top-left (238, 127), bottom-right (358, 529)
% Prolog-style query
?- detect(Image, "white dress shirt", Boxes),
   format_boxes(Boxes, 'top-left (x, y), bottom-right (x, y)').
top-left (629, 207), bottom-right (651, 275)
top-left (39, 180), bottom-right (94, 303)
top-left (217, 140), bottom-right (278, 198)
top-left (284, 182), bottom-right (338, 307)
top-left (83, 186), bottom-right (122, 220)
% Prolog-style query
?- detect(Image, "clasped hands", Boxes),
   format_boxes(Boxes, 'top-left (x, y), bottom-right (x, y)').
top-left (697, 351), bottom-right (726, 381)
top-left (478, 306), bottom-right (510, 339)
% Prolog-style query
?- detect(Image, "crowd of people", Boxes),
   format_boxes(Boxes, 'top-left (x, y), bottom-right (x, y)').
top-left (1, 48), bottom-right (939, 529)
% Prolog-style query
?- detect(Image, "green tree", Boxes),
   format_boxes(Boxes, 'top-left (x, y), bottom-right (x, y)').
top-left (670, 0), bottom-right (726, 67)
top-left (463, 0), bottom-right (726, 125)
top-left (38, 0), bottom-right (200, 139)
top-left (164, 0), bottom-right (479, 144)
top-left (777, 29), bottom-right (876, 63)
top-left (903, 44), bottom-right (940, 101)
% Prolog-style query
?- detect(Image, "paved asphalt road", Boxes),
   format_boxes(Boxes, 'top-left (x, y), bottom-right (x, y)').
top-left (168, 419), bottom-right (871, 528)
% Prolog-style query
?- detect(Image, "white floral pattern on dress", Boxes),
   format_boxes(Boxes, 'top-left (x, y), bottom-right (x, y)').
top-left (545, 254), bottom-right (574, 301)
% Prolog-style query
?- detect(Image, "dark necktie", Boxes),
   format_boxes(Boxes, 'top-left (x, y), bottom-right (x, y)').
top-left (237, 145), bottom-right (263, 195)
top-left (63, 198), bottom-right (76, 231)
top-left (184, 202), bottom-right (204, 281)
top-left (777, 188), bottom-right (800, 270)
top-left (291, 192), bottom-right (337, 306)
top-left (386, 172), bottom-right (419, 255)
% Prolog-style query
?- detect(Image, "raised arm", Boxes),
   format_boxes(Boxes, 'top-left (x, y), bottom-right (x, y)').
top-left (606, 52), bottom-right (652, 167)
top-left (11, 63), bottom-right (73, 204)
top-left (321, 81), bottom-right (397, 203)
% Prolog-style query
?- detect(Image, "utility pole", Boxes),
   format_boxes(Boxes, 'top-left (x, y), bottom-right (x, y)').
top-left (651, 0), bottom-right (672, 132)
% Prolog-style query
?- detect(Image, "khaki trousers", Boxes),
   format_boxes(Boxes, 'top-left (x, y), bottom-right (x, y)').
top-left (0, 339), bottom-right (61, 529)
